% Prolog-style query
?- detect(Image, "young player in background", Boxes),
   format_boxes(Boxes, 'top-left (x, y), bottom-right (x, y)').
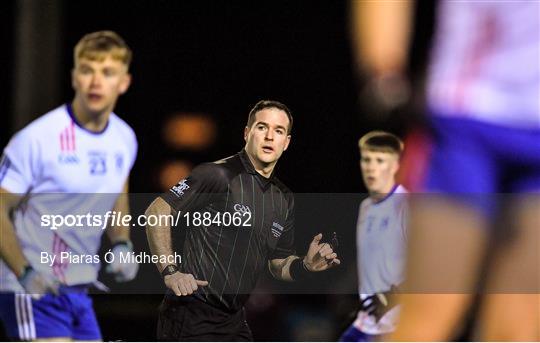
top-left (340, 131), bottom-right (407, 342)
top-left (0, 30), bottom-right (138, 341)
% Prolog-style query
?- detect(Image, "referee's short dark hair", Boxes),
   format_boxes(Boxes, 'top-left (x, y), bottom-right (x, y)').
top-left (358, 131), bottom-right (404, 156)
top-left (247, 100), bottom-right (293, 134)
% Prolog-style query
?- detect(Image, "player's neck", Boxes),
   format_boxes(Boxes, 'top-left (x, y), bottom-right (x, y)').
top-left (255, 165), bottom-right (274, 178)
top-left (369, 183), bottom-right (397, 201)
top-left (71, 100), bottom-right (111, 133)
top-left (246, 153), bottom-right (275, 178)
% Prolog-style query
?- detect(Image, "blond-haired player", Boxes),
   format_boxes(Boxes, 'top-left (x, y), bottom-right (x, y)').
top-left (0, 31), bottom-right (137, 341)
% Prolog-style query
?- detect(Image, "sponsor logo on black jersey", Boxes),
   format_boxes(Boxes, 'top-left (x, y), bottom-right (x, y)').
top-left (171, 179), bottom-right (190, 197)
top-left (271, 221), bottom-right (284, 238)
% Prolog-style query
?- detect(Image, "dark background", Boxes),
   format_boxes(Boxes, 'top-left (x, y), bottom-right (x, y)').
top-left (0, 1), bottom-right (434, 340)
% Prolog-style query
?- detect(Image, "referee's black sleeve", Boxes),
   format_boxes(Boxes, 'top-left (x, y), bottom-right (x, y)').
top-left (159, 163), bottom-right (228, 214)
top-left (270, 194), bottom-right (296, 259)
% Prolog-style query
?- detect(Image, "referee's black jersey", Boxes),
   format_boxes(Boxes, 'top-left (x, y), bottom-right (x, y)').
top-left (160, 150), bottom-right (295, 313)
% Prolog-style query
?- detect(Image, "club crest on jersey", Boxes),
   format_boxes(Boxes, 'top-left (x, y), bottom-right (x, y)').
top-left (380, 217), bottom-right (389, 231)
top-left (115, 153), bottom-right (124, 173)
top-left (233, 203), bottom-right (251, 216)
top-left (271, 222), bottom-right (284, 238)
top-left (171, 179), bottom-right (190, 197)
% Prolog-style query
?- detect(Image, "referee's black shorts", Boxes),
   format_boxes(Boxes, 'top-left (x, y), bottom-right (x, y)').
top-left (157, 294), bottom-right (253, 341)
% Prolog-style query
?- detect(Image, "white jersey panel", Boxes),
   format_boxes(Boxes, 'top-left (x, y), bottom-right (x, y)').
top-left (355, 185), bottom-right (408, 334)
top-left (427, 1), bottom-right (540, 128)
top-left (0, 104), bottom-right (137, 290)
top-left (357, 185), bottom-right (407, 295)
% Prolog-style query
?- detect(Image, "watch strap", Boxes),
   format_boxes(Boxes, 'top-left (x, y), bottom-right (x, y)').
top-left (161, 264), bottom-right (179, 278)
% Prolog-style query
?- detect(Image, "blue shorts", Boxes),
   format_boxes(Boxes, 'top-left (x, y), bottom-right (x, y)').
top-left (423, 116), bottom-right (540, 215)
top-left (339, 324), bottom-right (379, 342)
top-left (0, 286), bottom-right (101, 340)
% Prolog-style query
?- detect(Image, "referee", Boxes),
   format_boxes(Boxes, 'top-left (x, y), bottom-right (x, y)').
top-left (145, 100), bottom-right (340, 341)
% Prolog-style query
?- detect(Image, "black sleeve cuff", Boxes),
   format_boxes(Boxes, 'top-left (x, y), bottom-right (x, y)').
top-left (289, 257), bottom-right (312, 282)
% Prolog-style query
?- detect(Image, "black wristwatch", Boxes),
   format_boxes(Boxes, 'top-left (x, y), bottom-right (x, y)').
top-left (161, 265), bottom-right (179, 278)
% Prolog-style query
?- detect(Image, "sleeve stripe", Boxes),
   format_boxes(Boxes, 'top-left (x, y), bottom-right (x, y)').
top-left (0, 154), bottom-right (12, 184)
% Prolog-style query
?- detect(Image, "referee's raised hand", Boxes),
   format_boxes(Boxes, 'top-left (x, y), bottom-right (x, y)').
top-left (303, 233), bottom-right (341, 272)
top-left (165, 272), bottom-right (208, 296)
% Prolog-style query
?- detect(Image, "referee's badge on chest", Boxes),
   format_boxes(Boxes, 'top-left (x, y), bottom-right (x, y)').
top-left (271, 221), bottom-right (284, 238)
top-left (233, 203), bottom-right (252, 216)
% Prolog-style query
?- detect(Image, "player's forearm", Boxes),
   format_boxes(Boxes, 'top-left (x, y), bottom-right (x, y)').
top-left (145, 197), bottom-right (175, 273)
top-left (0, 220), bottom-right (30, 277)
top-left (0, 192), bottom-right (30, 277)
top-left (268, 256), bottom-right (300, 282)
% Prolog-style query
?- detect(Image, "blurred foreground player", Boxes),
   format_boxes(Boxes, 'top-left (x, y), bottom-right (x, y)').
top-left (145, 100), bottom-right (340, 341)
top-left (340, 131), bottom-right (407, 342)
top-left (352, 1), bottom-right (540, 340)
top-left (0, 31), bottom-right (138, 340)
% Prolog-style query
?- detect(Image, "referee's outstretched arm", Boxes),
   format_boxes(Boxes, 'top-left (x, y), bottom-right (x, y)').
top-left (145, 197), bottom-right (208, 296)
top-left (268, 233), bottom-right (340, 282)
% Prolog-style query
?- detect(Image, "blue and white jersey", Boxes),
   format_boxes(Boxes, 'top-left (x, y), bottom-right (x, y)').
top-left (0, 104), bottom-right (137, 291)
top-left (354, 185), bottom-right (408, 335)
top-left (427, 1), bottom-right (540, 128)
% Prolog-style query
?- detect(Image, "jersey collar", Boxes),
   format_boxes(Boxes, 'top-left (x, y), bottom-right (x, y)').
top-left (239, 149), bottom-right (276, 188)
top-left (66, 103), bottom-right (110, 135)
top-left (372, 184), bottom-right (399, 205)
